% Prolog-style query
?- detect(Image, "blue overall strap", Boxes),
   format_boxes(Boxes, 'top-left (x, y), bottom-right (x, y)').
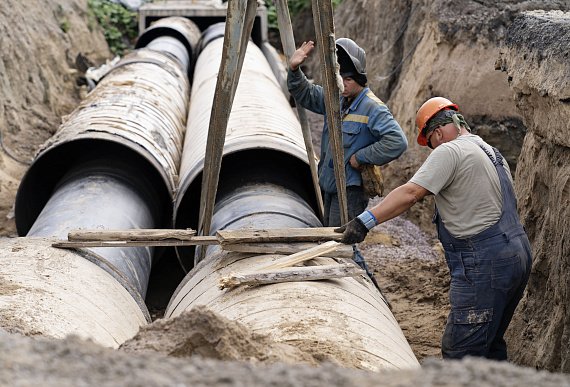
top-left (462, 137), bottom-right (504, 168)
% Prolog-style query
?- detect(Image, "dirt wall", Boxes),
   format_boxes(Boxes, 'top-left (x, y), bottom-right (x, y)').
top-left (498, 10), bottom-right (570, 372)
top-left (330, 1), bottom-right (570, 371)
top-left (299, 0), bottom-right (569, 233)
top-left (0, 0), bottom-right (111, 235)
top-left (1, 0), bottom-right (570, 381)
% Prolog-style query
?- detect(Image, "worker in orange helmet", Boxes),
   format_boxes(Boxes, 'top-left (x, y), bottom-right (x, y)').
top-left (336, 97), bottom-right (532, 360)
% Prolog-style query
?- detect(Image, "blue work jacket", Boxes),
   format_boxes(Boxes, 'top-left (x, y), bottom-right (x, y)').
top-left (287, 68), bottom-right (407, 193)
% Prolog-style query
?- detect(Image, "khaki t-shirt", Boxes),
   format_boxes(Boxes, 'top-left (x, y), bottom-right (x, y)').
top-left (409, 134), bottom-right (513, 238)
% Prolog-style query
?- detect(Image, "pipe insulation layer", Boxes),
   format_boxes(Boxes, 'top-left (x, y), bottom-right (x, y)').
top-left (145, 36), bottom-right (191, 74)
top-left (0, 238), bottom-right (148, 348)
top-left (168, 34), bottom-right (419, 371)
top-left (15, 48), bottom-right (191, 235)
top-left (14, 17), bottom-right (200, 308)
top-left (135, 16), bottom-right (201, 77)
top-left (174, 32), bottom-right (319, 268)
top-left (27, 157), bottom-right (160, 298)
top-left (179, 27), bottom-right (313, 185)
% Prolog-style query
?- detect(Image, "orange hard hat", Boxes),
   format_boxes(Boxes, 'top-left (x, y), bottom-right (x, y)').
top-left (416, 97), bottom-right (459, 146)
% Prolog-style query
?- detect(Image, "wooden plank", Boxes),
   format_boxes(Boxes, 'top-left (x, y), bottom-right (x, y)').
top-left (254, 240), bottom-right (342, 271)
top-left (216, 227), bottom-right (342, 245)
top-left (220, 264), bottom-right (364, 289)
top-left (67, 229), bottom-right (196, 242)
top-left (222, 241), bottom-right (353, 259)
top-left (52, 236), bottom-right (218, 249)
top-left (312, 0), bottom-right (348, 224)
top-left (54, 228), bottom-right (344, 249)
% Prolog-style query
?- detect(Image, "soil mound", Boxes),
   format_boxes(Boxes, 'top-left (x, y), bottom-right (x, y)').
top-left (2, 327), bottom-right (570, 386)
top-left (120, 305), bottom-right (318, 366)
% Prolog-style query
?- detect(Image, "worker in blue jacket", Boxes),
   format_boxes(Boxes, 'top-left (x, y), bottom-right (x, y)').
top-left (288, 39), bottom-right (407, 293)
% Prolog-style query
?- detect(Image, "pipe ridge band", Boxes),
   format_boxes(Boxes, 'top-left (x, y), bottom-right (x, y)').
top-left (73, 245), bottom-right (152, 323)
top-left (98, 51), bottom-right (183, 83)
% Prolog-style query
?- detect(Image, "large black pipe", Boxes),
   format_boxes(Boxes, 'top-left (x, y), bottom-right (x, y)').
top-left (172, 28), bottom-right (319, 271)
top-left (15, 18), bottom-right (201, 299)
top-left (26, 153), bottom-right (162, 297)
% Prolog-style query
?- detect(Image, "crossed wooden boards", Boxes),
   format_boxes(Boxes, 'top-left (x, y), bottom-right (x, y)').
top-left (52, 228), bottom-right (363, 289)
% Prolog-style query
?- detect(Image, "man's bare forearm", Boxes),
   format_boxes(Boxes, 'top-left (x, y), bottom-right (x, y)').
top-left (368, 182), bottom-right (430, 225)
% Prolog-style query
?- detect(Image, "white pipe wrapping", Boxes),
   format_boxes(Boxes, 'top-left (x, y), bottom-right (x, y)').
top-left (0, 238), bottom-right (148, 348)
top-left (56, 48), bottom-right (190, 190)
top-left (11, 17), bottom-right (201, 344)
top-left (166, 244), bottom-right (419, 371)
top-left (177, 37), bottom-right (313, 200)
top-left (16, 46), bottom-right (193, 300)
top-left (16, 47), bottom-right (193, 236)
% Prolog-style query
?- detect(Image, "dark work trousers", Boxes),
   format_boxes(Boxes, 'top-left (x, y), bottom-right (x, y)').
top-left (434, 140), bottom-right (532, 360)
top-left (323, 186), bottom-right (386, 298)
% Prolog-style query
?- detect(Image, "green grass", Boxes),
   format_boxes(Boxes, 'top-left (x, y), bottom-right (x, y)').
top-left (55, 3), bottom-right (70, 33)
top-left (87, 0), bottom-right (139, 55)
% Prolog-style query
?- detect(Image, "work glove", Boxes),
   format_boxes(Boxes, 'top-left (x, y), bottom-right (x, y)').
top-left (334, 210), bottom-right (378, 244)
top-left (334, 218), bottom-right (369, 244)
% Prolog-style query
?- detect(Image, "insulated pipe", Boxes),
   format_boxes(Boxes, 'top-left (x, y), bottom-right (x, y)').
top-left (168, 32), bottom-right (419, 371)
top-left (0, 237), bottom-right (148, 348)
top-left (135, 16), bottom-right (200, 78)
top-left (26, 156), bottom-right (161, 298)
top-left (15, 18), bottom-right (200, 301)
top-left (166, 195), bottom-right (419, 370)
top-left (174, 29), bottom-right (319, 270)
top-left (193, 2), bottom-right (258, 264)
top-left (146, 36), bottom-right (191, 73)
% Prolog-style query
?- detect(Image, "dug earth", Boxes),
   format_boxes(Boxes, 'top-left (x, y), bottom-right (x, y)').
top-left (0, 0), bottom-right (570, 385)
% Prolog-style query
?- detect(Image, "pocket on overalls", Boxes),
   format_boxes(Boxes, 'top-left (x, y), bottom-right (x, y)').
top-left (460, 251), bottom-right (478, 284)
top-left (449, 278), bottom-right (476, 307)
top-left (491, 254), bottom-right (522, 291)
top-left (448, 308), bottom-right (493, 350)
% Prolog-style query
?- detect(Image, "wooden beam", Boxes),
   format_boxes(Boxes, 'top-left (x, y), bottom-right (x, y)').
top-left (216, 227), bottom-right (342, 245)
top-left (52, 236), bottom-right (218, 248)
top-left (222, 241), bottom-right (353, 258)
top-left (253, 240), bottom-right (342, 271)
top-left (67, 229), bottom-right (196, 241)
top-left (52, 228), bottom-right (344, 249)
top-left (196, 0), bottom-right (258, 264)
top-left (311, 0), bottom-right (348, 224)
top-left (220, 264), bottom-right (364, 289)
